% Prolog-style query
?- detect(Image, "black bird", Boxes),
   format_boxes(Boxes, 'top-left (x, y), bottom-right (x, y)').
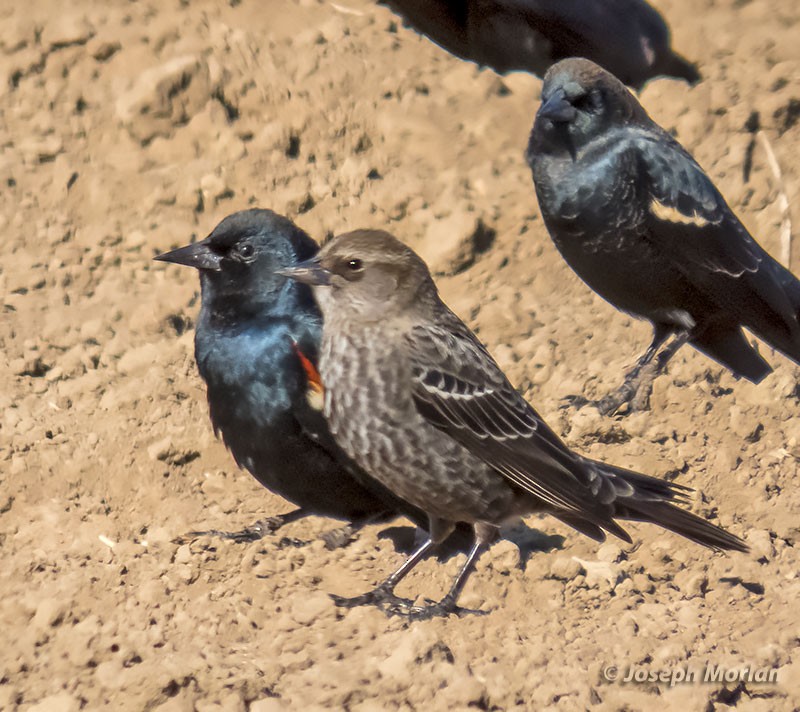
top-left (155, 209), bottom-right (445, 546)
top-left (281, 229), bottom-right (747, 619)
top-left (380, 0), bottom-right (699, 89)
top-left (527, 58), bottom-right (800, 415)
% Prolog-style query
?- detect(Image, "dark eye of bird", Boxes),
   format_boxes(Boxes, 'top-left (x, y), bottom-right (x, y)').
top-left (572, 93), bottom-right (593, 111)
top-left (237, 243), bottom-right (254, 259)
top-left (573, 90), bottom-right (601, 114)
top-left (347, 258), bottom-right (363, 271)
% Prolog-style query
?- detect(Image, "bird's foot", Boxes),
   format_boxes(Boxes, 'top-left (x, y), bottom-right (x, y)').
top-left (321, 523), bottom-right (359, 550)
top-left (560, 394), bottom-right (590, 410)
top-left (592, 387), bottom-right (636, 417)
top-left (560, 391), bottom-right (630, 416)
top-left (571, 378), bottom-right (655, 417)
top-left (173, 515), bottom-right (289, 545)
top-left (330, 586), bottom-right (415, 612)
top-left (403, 595), bottom-right (488, 621)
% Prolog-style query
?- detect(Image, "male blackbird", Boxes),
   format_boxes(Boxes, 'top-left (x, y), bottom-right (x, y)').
top-left (280, 230), bottom-right (747, 618)
top-left (155, 209), bottom-right (438, 546)
top-left (527, 58), bottom-right (800, 415)
top-left (380, 0), bottom-right (699, 89)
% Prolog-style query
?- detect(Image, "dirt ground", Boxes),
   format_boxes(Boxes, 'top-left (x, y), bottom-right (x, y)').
top-left (1, 0), bottom-right (799, 709)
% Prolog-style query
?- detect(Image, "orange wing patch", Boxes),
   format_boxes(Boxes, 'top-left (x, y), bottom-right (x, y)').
top-left (292, 341), bottom-right (325, 411)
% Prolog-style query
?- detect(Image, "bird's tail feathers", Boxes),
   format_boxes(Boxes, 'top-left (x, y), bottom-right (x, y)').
top-left (583, 460), bottom-right (748, 553)
top-left (691, 325), bottom-right (773, 383)
top-left (658, 52), bottom-right (700, 85)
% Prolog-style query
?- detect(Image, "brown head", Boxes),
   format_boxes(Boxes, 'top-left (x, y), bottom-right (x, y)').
top-left (278, 229), bottom-right (439, 324)
top-left (529, 58), bottom-right (651, 158)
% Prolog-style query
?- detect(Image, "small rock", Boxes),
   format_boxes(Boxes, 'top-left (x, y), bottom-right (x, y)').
top-left (250, 699), bottom-right (286, 712)
top-left (547, 557), bottom-right (583, 581)
top-left (90, 40), bottom-right (121, 62)
top-left (200, 173), bottom-right (231, 204)
top-left (41, 15), bottom-right (94, 49)
top-left (28, 692), bottom-right (81, 712)
top-left (32, 598), bottom-right (67, 631)
top-left (674, 570), bottom-right (708, 599)
top-left (290, 590), bottom-right (332, 626)
top-left (419, 211), bottom-right (495, 275)
top-left (596, 543), bottom-right (624, 563)
top-left (117, 343), bottom-right (162, 374)
top-left (147, 437), bottom-right (173, 461)
top-left (116, 55), bottom-right (213, 144)
top-left (489, 539), bottom-right (521, 574)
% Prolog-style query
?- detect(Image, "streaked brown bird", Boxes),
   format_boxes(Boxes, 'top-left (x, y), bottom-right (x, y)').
top-left (527, 58), bottom-right (800, 415)
top-left (280, 229), bottom-right (747, 619)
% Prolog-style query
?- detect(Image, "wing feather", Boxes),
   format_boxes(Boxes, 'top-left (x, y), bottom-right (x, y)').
top-left (407, 312), bottom-right (629, 523)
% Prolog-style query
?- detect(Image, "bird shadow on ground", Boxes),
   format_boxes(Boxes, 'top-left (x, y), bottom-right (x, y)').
top-left (377, 521), bottom-right (565, 567)
top-left (502, 521), bottom-right (566, 571)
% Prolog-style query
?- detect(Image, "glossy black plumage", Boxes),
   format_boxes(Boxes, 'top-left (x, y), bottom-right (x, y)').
top-left (380, 0), bottom-right (699, 89)
top-left (155, 209), bottom-right (438, 541)
top-left (527, 58), bottom-right (800, 413)
top-left (281, 230), bottom-right (746, 618)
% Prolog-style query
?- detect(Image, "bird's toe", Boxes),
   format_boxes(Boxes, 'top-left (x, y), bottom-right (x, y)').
top-left (560, 394), bottom-right (590, 410)
top-left (404, 596), bottom-right (488, 621)
top-left (329, 587), bottom-right (415, 611)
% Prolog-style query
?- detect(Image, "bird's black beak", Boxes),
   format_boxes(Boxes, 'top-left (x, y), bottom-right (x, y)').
top-left (537, 89), bottom-right (576, 123)
top-left (277, 257), bottom-right (332, 286)
top-left (154, 240), bottom-right (222, 272)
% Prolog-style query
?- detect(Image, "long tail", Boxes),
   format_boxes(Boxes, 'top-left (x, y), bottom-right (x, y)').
top-left (554, 461), bottom-right (748, 553)
top-left (738, 259), bottom-right (800, 370)
top-left (658, 52), bottom-right (701, 86)
top-left (691, 324), bottom-right (773, 384)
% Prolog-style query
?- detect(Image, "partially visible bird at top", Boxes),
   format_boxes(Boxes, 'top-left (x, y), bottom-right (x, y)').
top-left (154, 209), bottom-right (448, 548)
top-left (527, 58), bottom-right (800, 415)
top-left (280, 229), bottom-right (747, 619)
top-left (379, 0), bottom-right (700, 89)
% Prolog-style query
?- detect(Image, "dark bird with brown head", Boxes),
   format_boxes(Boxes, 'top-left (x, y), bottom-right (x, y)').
top-left (281, 229), bottom-right (747, 618)
top-left (527, 58), bottom-right (800, 415)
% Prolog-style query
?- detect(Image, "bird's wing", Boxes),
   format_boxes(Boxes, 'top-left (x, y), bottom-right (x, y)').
top-left (636, 131), bottom-right (799, 326)
top-left (406, 310), bottom-right (638, 526)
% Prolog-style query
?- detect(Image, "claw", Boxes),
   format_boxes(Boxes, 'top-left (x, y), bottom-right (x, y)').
top-left (560, 394), bottom-right (590, 410)
top-left (404, 595), bottom-right (488, 620)
top-left (172, 514), bottom-right (294, 545)
top-left (330, 587), bottom-right (415, 611)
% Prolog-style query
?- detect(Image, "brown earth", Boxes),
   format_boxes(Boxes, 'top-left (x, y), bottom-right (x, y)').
top-left (2, 0), bottom-right (800, 710)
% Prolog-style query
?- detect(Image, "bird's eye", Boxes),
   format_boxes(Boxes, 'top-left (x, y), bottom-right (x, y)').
top-left (237, 243), bottom-right (255, 259)
top-left (347, 258), bottom-right (363, 271)
top-left (573, 91), bottom-right (599, 113)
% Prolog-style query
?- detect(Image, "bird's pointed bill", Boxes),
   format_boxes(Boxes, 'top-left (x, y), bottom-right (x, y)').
top-left (537, 88), bottom-right (576, 123)
top-left (155, 241), bottom-right (222, 271)
top-left (277, 259), bottom-right (332, 286)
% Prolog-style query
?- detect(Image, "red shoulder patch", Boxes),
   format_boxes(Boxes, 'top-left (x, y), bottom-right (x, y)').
top-left (291, 340), bottom-right (324, 395)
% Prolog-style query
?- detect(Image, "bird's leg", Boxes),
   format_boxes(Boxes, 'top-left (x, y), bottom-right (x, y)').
top-left (629, 330), bottom-right (690, 411)
top-left (331, 518), bottom-right (454, 612)
top-left (407, 523), bottom-right (498, 620)
top-left (563, 326), bottom-right (671, 413)
top-left (654, 330), bottom-right (690, 371)
top-left (174, 507), bottom-right (307, 545)
top-left (592, 326), bottom-right (676, 415)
